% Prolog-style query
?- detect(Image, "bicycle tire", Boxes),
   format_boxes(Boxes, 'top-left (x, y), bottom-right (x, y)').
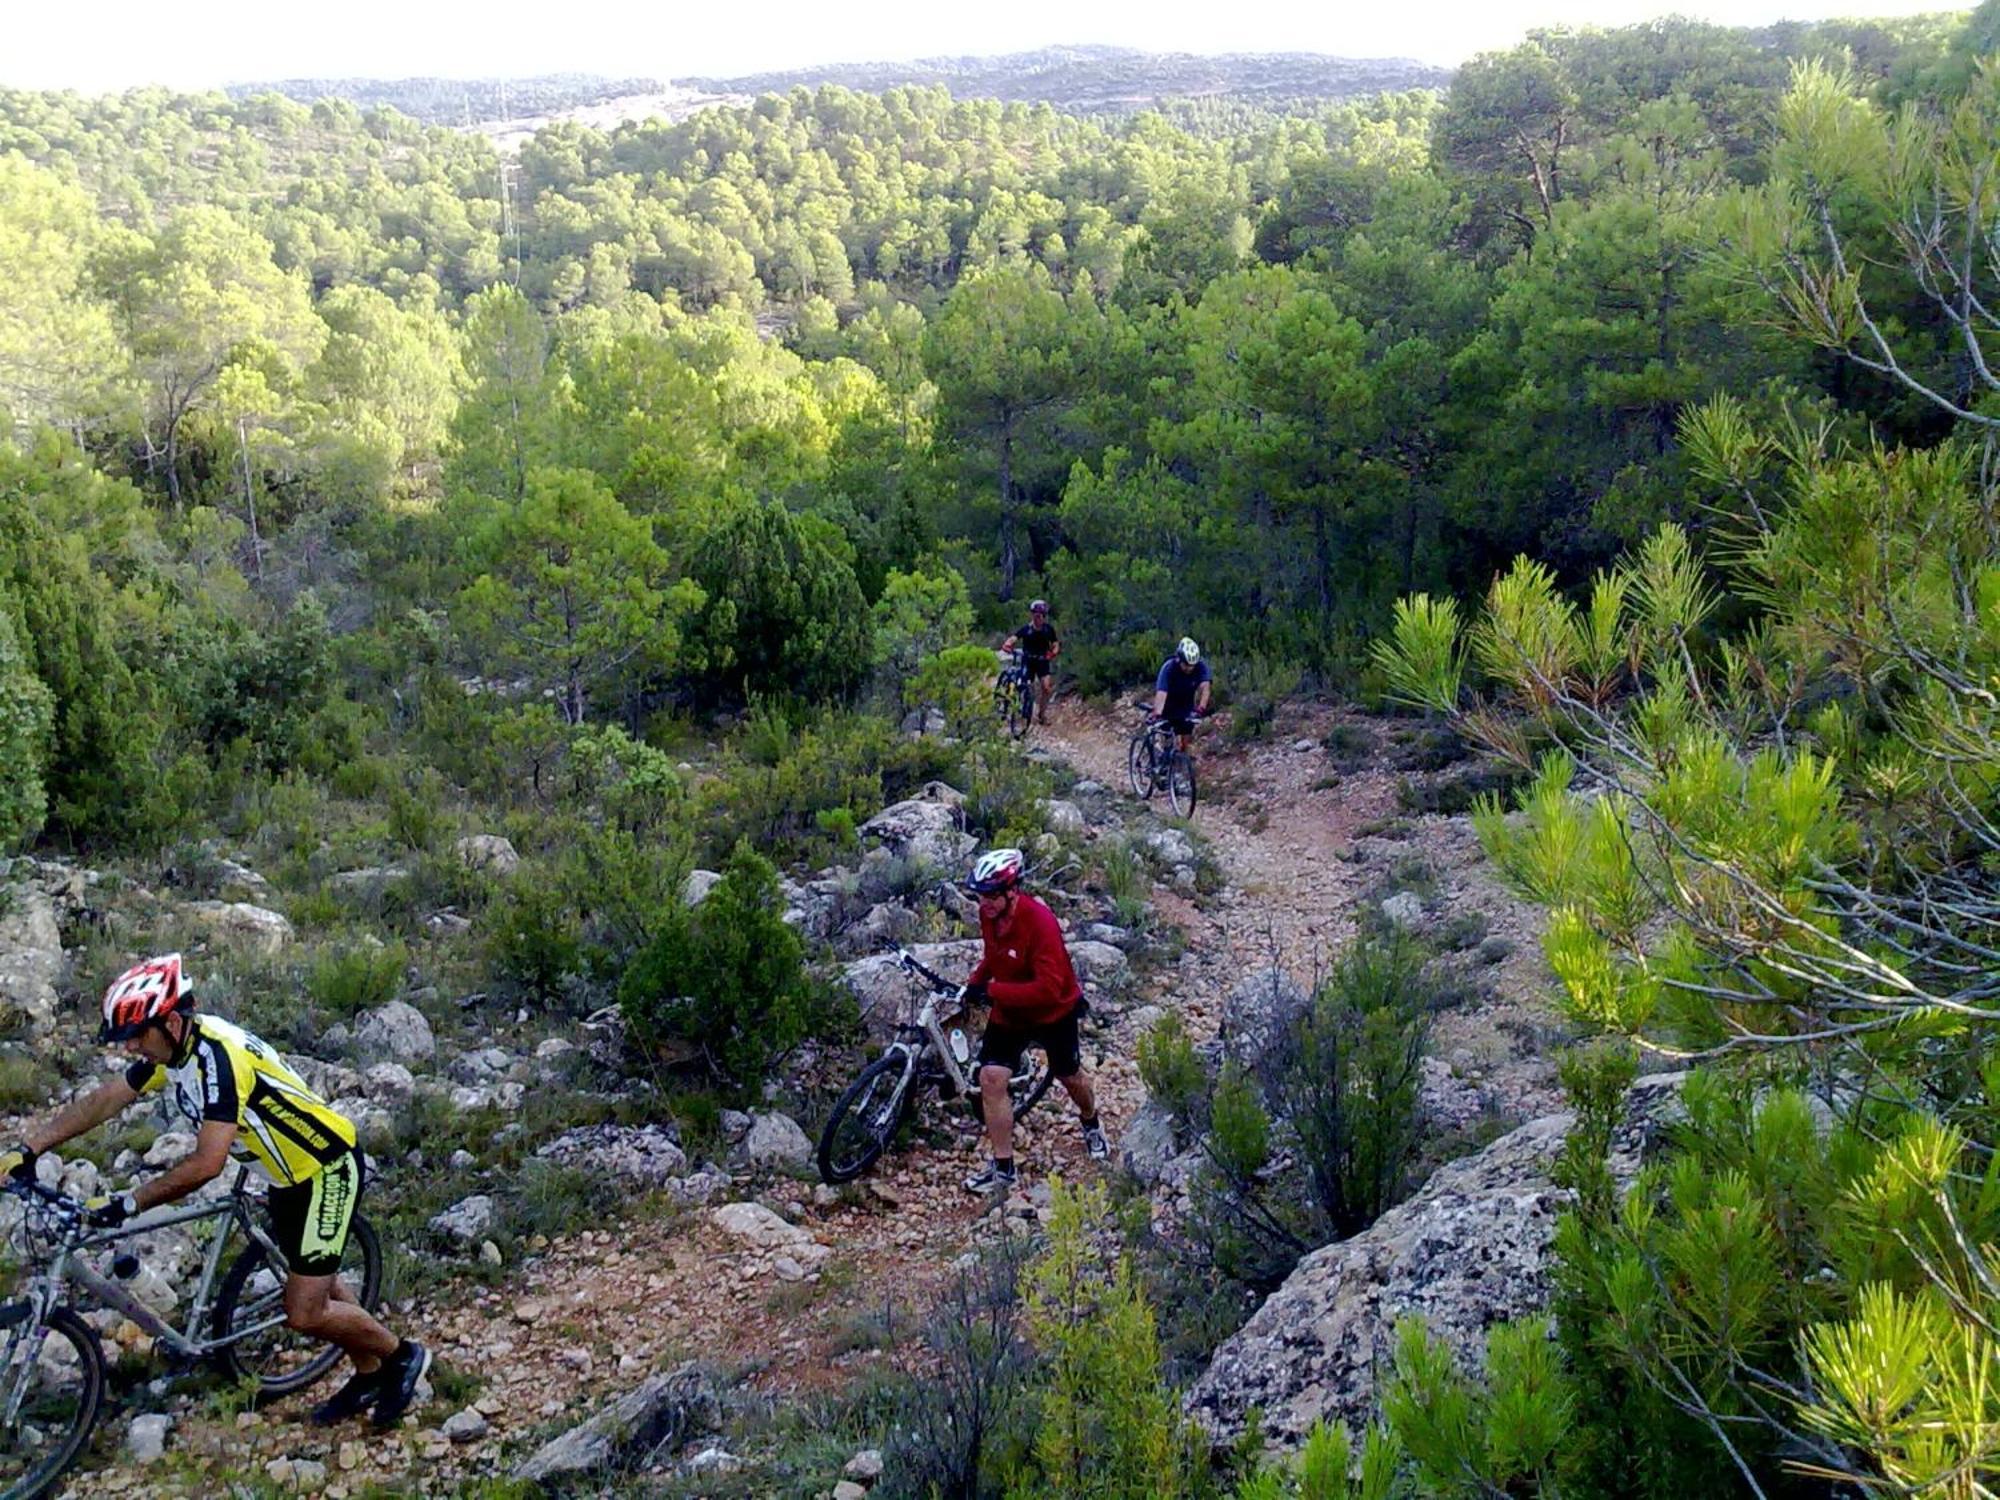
top-left (0, 1304), bottom-right (104, 1500)
top-left (968, 1046), bottom-right (1056, 1126)
top-left (211, 1214), bottom-right (383, 1396)
top-left (817, 1054), bottom-right (912, 1184)
top-left (1127, 730), bottom-right (1156, 799)
top-left (1167, 752), bottom-right (1198, 817)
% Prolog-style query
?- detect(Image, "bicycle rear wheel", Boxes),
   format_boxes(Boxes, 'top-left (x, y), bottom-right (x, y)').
top-left (0, 1304), bottom-right (104, 1500)
top-left (1127, 731), bottom-right (1156, 799)
top-left (212, 1215), bottom-right (383, 1397)
top-left (817, 1054), bottom-right (913, 1184)
top-left (1167, 752), bottom-right (1198, 817)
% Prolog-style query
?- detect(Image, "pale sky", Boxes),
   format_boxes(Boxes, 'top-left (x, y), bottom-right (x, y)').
top-left (4, 0), bottom-right (1975, 93)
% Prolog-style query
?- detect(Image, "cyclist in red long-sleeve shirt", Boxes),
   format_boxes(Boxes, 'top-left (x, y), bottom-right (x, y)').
top-left (958, 849), bottom-right (1109, 1194)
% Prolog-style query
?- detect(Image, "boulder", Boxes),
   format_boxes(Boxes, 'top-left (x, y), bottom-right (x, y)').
top-left (537, 1124), bottom-right (688, 1186)
top-left (840, 941), bottom-right (982, 1042)
top-left (1081, 923), bottom-right (1137, 950)
top-left (1379, 891), bottom-right (1428, 932)
top-left (289, 1056), bottom-right (363, 1102)
top-left (736, 1112), bottom-right (813, 1172)
top-left (1067, 940), bottom-right (1128, 987)
top-left (844, 901), bottom-right (919, 956)
top-left (443, 1407), bottom-right (490, 1442)
top-left (352, 1001), bottom-right (435, 1067)
top-left (1186, 1073), bottom-right (1687, 1450)
top-left (210, 858), bottom-right (273, 904)
top-left (858, 791), bottom-right (974, 870)
top-left (127, 1413), bottom-right (171, 1464)
top-left (329, 866), bottom-right (410, 895)
top-left (1121, 1098), bottom-right (1181, 1188)
top-left (681, 870), bottom-right (724, 908)
top-left (0, 885), bottom-right (64, 1031)
top-left (361, 1062), bottom-right (416, 1107)
top-left (711, 1202), bottom-right (830, 1267)
top-left (1143, 828), bottom-right (1197, 868)
top-left (430, 1195), bottom-right (498, 1245)
top-left (188, 901), bottom-right (294, 956)
top-left (1041, 799), bottom-right (1087, 836)
top-left (1221, 968), bottom-right (1309, 1072)
top-left (450, 1046), bottom-right (517, 1085)
top-left (511, 1363), bottom-right (721, 1486)
top-left (454, 835), bottom-right (520, 876)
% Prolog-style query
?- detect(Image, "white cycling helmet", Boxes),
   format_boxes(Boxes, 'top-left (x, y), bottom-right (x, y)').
top-left (1177, 637), bottom-right (1201, 664)
top-left (965, 847), bottom-right (1026, 895)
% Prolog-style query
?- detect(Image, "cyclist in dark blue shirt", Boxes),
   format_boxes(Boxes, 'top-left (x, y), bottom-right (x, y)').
top-left (1002, 599), bottom-right (1061, 722)
top-left (1152, 637), bottom-right (1212, 751)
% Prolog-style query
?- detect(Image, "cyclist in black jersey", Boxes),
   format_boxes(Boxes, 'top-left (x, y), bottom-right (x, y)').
top-left (1152, 636), bottom-right (1213, 752)
top-left (0, 955), bottom-right (431, 1429)
top-left (1002, 599), bottom-right (1061, 722)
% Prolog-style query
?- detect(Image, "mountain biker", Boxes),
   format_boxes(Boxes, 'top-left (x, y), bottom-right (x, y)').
top-left (0, 954), bottom-right (431, 1429)
top-left (1151, 637), bottom-right (1213, 752)
top-left (958, 849), bottom-right (1109, 1195)
top-left (1001, 599), bottom-right (1060, 722)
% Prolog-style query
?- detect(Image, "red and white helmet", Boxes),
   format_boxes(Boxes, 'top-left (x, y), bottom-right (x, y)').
top-left (965, 848), bottom-right (1026, 896)
top-left (100, 954), bottom-right (191, 1043)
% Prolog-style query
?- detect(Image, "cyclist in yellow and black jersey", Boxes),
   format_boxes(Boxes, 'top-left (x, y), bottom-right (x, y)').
top-left (124, 1012), bottom-right (355, 1187)
top-left (0, 955), bottom-right (430, 1430)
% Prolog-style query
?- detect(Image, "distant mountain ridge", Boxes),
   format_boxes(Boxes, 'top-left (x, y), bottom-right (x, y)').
top-left (229, 45), bottom-right (1448, 129)
top-left (685, 44), bottom-right (1450, 110)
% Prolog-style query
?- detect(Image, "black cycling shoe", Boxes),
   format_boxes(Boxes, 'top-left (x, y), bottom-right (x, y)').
top-left (309, 1367), bottom-right (382, 1426)
top-left (370, 1340), bottom-right (432, 1430)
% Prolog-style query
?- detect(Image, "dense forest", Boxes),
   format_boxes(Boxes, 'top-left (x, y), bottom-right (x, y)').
top-left (8, 3), bottom-right (2000, 1492)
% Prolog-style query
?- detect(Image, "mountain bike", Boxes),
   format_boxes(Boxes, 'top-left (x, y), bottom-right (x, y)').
top-left (0, 1170), bottom-right (382, 1500)
top-left (817, 949), bottom-right (1057, 1184)
top-left (994, 649), bottom-right (1035, 739)
top-left (1127, 714), bottom-right (1199, 816)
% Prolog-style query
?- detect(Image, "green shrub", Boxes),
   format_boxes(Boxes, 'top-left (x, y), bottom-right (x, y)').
top-left (1135, 1012), bottom-right (1203, 1127)
top-left (306, 940), bottom-right (407, 1018)
top-left (1187, 935), bottom-right (1436, 1294)
top-left (1225, 653), bottom-right (1304, 743)
top-left (618, 841), bottom-right (847, 1092)
top-left (486, 878), bottom-right (586, 1002)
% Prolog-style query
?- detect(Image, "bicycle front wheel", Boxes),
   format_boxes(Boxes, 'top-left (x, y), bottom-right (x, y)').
top-left (817, 1054), bottom-right (913, 1184)
top-left (0, 1304), bottom-right (104, 1500)
top-left (212, 1214), bottom-right (383, 1396)
top-left (1167, 752), bottom-right (1198, 817)
top-left (1127, 732), bottom-right (1156, 799)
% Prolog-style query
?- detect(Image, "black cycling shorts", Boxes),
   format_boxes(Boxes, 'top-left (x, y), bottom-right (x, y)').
top-left (1024, 657), bottom-right (1052, 680)
top-left (978, 1007), bottom-right (1083, 1080)
top-left (266, 1148), bottom-right (363, 1277)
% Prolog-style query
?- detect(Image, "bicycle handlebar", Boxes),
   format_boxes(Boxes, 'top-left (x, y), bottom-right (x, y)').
top-left (891, 947), bottom-right (969, 998)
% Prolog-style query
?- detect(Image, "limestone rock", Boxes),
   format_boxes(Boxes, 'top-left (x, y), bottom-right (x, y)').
top-left (127, 1412), bottom-right (171, 1464)
top-left (858, 790), bottom-right (974, 870)
top-left (1067, 940), bottom-right (1128, 987)
top-left (511, 1363), bottom-right (720, 1485)
top-left (840, 941), bottom-right (982, 1042)
top-left (352, 1000), bottom-right (435, 1067)
top-left (442, 1407), bottom-right (490, 1442)
top-left (1041, 799), bottom-right (1087, 836)
top-left (537, 1124), bottom-right (688, 1186)
top-left (1143, 828), bottom-right (1197, 868)
top-left (188, 901), bottom-right (294, 956)
top-left (1121, 1098), bottom-right (1181, 1188)
top-left (454, 835), bottom-right (520, 876)
top-left (682, 870), bottom-right (723, 908)
top-left (711, 1202), bottom-right (830, 1267)
top-left (1186, 1074), bottom-right (1687, 1450)
top-left (737, 1112), bottom-right (813, 1172)
top-left (1379, 891), bottom-right (1428, 931)
top-left (361, 1062), bottom-right (416, 1106)
top-left (1220, 967), bottom-right (1309, 1072)
top-left (0, 884), bottom-right (63, 1030)
top-left (430, 1195), bottom-right (498, 1245)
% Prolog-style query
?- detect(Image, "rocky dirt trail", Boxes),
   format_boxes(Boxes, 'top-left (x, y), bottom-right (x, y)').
top-left (82, 699), bottom-right (1563, 1496)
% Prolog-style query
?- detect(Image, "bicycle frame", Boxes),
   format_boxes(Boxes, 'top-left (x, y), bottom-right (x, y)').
top-left (0, 1173), bottom-right (286, 1425)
